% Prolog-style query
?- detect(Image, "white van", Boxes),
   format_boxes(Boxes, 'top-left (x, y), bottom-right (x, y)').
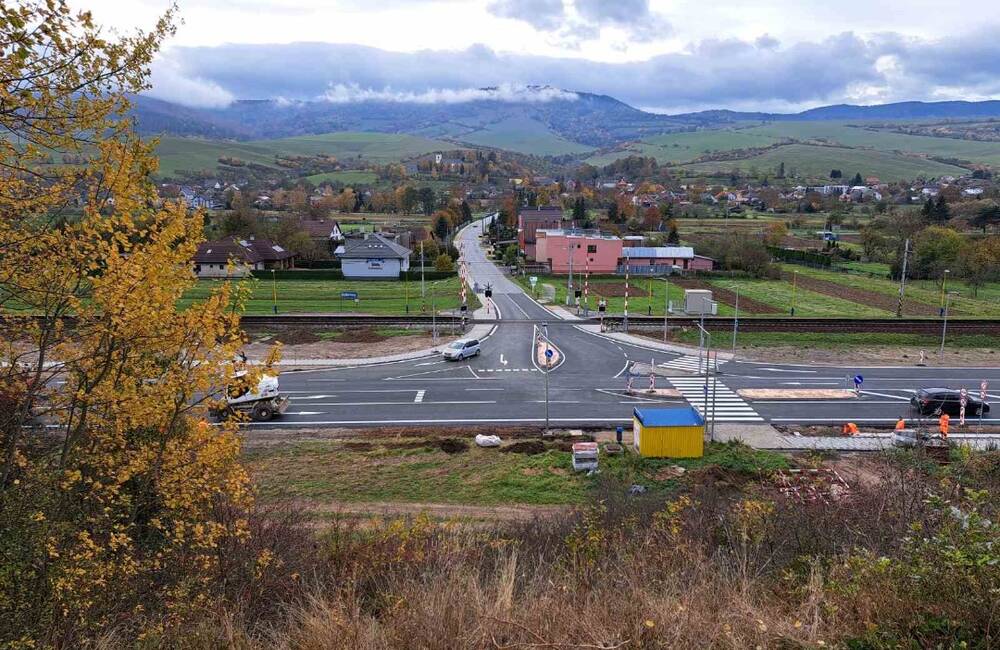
top-left (443, 338), bottom-right (481, 361)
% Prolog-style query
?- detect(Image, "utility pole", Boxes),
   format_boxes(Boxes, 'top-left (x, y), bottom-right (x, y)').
top-left (270, 269), bottom-right (278, 314)
top-left (420, 240), bottom-right (426, 300)
top-left (896, 238), bottom-right (909, 318)
top-left (662, 276), bottom-right (670, 343)
top-left (732, 285), bottom-right (740, 355)
top-left (940, 269), bottom-right (950, 317)
top-left (565, 238), bottom-right (574, 306)
top-left (790, 270), bottom-right (798, 316)
top-left (940, 292), bottom-right (956, 355)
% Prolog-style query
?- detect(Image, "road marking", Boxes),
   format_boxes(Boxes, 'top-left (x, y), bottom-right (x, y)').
top-left (657, 355), bottom-right (705, 373)
top-left (668, 377), bottom-right (764, 422)
top-left (500, 353), bottom-right (508, 366)
top-left (859, 390), bottom-right (911, 401)
top-left (286, 411), bottom-right (324, 415)
top-left (414, 361), bottom-right (445, 367)
top-left (761, 368), bottom-right (817, 373)
top-left (292, 400), bottom-right (497, 406)
top-left (614, 361), bottom-right (630, 378)
top-left (414, 390), bottom-right (425, 403)
top-left (242, 416), bottom-right (636, 426)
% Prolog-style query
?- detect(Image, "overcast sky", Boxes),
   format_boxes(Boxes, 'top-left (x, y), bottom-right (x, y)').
top-left (86, 0), bottom-right (1000, 113)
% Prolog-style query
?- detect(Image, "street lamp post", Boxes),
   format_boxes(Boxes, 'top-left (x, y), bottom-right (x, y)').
top-left (790, 270), bottom-right (798, 316)
top-left (270, 269), bottom-right (277, 314)
top-left (939, 269), bottom-right (950, 317)
top-left (940, 291), bottom-right (958, 355)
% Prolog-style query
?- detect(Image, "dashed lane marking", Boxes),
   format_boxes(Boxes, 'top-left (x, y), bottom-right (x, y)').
top-left (414, 390), bottom-right (425, 403)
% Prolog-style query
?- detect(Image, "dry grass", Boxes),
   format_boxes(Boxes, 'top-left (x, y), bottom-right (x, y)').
top-left (82, 449), bottom-right (1000, 648)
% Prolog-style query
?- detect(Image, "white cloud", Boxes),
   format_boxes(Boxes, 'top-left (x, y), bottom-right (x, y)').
top-left (320, 83), bottom-right (578, 104)
top-left (146, 52), bottom-right (234, 108)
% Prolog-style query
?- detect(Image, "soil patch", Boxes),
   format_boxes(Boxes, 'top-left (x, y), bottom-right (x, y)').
top-left (780, 271), bottom-right (943, 317)
top-left (734, 344), bottom-right (999, 367)
top-left (673, 278), bottom-right (781, 314)
top-left (501, 440), bottom-right (547, 455)
top-left (593, 282), bottom-right (648, 298)
top-left (271, 328), bottom-right (322, 345)
top-left (436, 438), bottom-right (469, 454)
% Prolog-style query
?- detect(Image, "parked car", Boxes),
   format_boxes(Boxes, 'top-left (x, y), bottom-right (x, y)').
top-left (910, 388), bottom-right (989, 416)
top-left (443, 338), bottom-right (481, 361)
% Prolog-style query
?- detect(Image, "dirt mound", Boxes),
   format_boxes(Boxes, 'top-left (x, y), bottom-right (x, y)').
top-left (673, 279), bottom-right (781, 314)
top-left (338, 327), bottom-right (391, 343)
top-left (435, 438), bottom-right (469, 454)
top-left (781, 271), bottom-right (943, 317)
top-left (501, 440), bottom-right (547, 455)
top-left (593, 282), bottom-right (648, 298)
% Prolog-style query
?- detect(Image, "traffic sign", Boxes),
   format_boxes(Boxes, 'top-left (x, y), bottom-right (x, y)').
top-left (853, 374), bottom-right (864, 386)
top-left (545, 349), bottom-right (554, 359)
top-left (340, 291), bottom-right (358, 300)
top-left (529, 276), bottom-right (538, 287)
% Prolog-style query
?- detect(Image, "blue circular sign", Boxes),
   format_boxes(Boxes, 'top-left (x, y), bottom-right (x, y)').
top-left (545, 349), bottom-right (554, 358)
top-left (854, 374), bottom-right (864, 385)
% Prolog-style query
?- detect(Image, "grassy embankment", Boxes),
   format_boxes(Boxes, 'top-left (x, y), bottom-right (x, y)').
top-left (179, 276), bottom-right (476, 315)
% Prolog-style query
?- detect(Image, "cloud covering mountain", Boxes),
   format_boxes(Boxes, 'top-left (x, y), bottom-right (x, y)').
top-left (147, 27), bottom-right (1000, 112)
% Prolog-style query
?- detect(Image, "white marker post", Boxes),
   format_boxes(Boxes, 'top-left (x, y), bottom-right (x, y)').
top-left (960, 387), bottom-right (968, 427)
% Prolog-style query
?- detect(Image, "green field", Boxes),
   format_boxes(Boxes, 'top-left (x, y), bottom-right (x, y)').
top-left (303, 170), bottom-right (378, 185)
top-left (179, 276), bottom-right (475, 315)
top-left (744, 121), bottom-right (1000, 167)
top-left (153, 132), bottom-right (453, 177)
top-left (514, 274), bottom-right (717, 317)
top-left (586, 128), bottom-right (785, 166)
top-left (675, 330), bottom-right (999, 349)
top-left (450, 116), bottom-right (594, 156)
top-left (682, 143), bottom-right (968, 182)
top-left (590, 120), bottom-right (994, 180)
top-left (247, 437), bottom-right (788, 508)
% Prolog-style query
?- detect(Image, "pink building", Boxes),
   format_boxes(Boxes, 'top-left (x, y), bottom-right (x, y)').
top-left (620, 246), bottom-right (714, 273)
top-left (517, 207), bottom-right (565, 260)
top-left (535, 229), bottom-right (623, 274)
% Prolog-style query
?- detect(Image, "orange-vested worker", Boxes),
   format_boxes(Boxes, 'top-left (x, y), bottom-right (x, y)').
top-left (939, 412), bottom-right (950, 437)
top-left (842, 422), bottom-right (859, 436)
top-left (895, 417), bottom-right (907, 430)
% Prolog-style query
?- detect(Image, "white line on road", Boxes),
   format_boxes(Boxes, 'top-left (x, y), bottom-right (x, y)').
top-left (242, 416), bottom-right (636, 426)
top-left (859, 390), bottom-right (912, 401)
top-left (414, 390), bottom-right (425, 403)
top-left (761, 368), bottom-right (818, 373)
top-left (292, 400), bottom-right (497, 406)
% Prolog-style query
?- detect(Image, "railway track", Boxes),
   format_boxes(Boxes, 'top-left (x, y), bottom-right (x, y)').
top-left (10, 314), bottom-right (999, 335)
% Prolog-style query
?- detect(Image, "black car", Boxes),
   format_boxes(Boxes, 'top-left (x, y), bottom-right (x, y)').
top-left (910, 388), bottom-right (990, 416)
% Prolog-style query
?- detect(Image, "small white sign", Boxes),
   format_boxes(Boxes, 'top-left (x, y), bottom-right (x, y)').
top-left (529, 276), bottom-right (538, 286)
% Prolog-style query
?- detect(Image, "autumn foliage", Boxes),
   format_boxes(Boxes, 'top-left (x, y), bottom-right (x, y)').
top-left (0, 2), bottom-right (266, 644)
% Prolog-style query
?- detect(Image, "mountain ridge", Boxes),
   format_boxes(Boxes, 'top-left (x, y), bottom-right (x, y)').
top-left (131, 91), bottom-right (1000, 155)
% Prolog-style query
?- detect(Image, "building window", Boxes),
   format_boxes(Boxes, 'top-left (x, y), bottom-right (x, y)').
top-left (587, 244), bottom-right (597, 254)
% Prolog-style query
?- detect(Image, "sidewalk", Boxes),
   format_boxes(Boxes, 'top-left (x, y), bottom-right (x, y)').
top-left (573, 321), bottom-right (733, 360)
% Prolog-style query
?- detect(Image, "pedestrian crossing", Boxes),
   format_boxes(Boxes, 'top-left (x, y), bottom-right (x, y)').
top-left (657, 355), bottom-right (709, 373)
top-left (668, 377), bottom-right (764, 422)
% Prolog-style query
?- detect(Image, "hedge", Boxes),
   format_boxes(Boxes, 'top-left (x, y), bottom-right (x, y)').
top-left (296, 259), bottom-right (341, 269)
top-left (399, 269), bottom-right (457, 281)
top-left (250, 269), bottom-right (344, 280)
top-left (767, 246), bottom-right (832, 268)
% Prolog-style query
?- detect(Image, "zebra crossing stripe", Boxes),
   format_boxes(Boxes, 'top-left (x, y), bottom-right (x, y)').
top-left (668, 378), bottom-right (764, 422)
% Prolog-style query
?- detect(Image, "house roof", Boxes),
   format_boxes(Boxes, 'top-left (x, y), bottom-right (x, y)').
top-left (194, 237), bottom-right (294, 265)
top-left (297, 219), bottom-right (343, 239)
top-left (338, 234), bottom-right (411, 260)
top-left (622, 246), bottom-right (695, 259)
top-left (634, 407), bottom-right (705, 427)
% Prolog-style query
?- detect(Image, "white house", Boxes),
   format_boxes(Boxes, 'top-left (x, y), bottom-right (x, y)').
top-left (338, 233), bottom-right (411, 279)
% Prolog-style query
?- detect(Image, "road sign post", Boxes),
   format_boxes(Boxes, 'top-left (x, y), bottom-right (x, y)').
top-left (853, 374), bottom-right (864, 397)
top-left (980, 380), bottom-right (989, 432)
top-left (543, 342), bottom-right (554, 433)
top-left (960, 388), bottom-right (968, 426)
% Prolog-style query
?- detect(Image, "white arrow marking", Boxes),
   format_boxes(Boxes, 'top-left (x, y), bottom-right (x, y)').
top-left (414, 361), bottom-right (444, 367)
top-left (500, 353), bottom-right (508, 366)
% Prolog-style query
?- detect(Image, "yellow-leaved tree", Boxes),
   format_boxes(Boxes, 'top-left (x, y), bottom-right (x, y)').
top-left (0, 1), bottom-right (272, 644)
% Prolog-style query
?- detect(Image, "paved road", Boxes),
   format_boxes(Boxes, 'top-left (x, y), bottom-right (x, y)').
top-left (259, 217), bottom-right (1000, 430)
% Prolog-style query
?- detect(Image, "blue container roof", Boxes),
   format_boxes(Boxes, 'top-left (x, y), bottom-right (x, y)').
top-left (634, 407), bottom-right (705, 427)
